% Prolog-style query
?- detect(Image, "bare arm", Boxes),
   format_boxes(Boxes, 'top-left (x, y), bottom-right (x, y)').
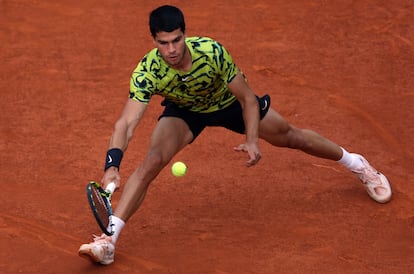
top-left (102, 99), bottom-right (147, 187)
top-left (108, 99), bottom-right (147, 150)
top-left (227, 72), bottom-right (261, 166)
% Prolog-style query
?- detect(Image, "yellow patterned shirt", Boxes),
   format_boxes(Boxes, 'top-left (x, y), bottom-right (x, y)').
top-left (129, 37), bottom-right (238, 113)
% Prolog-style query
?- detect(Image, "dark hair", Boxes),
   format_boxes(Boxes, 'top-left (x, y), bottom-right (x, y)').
top-left (149, 5), bottom-right (186, 38)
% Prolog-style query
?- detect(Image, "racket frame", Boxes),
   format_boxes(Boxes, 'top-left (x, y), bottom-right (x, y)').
top-left (86, 181), bottom-right (115, 236)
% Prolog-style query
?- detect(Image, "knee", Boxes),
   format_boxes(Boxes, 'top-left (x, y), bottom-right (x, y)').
top-left (145, 149), bottom-right (168, 169)
top-left (285, 128), bottom-right (309, 150)
top-left (139, 148), bottom-right (171, 175)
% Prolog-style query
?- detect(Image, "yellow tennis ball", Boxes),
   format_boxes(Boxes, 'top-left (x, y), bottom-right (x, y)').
top-left (172, 161), bottom-right (187, 177)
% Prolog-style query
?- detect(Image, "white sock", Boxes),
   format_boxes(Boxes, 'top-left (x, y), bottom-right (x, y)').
top-left (337, 147), bottom-right (363, 170)
top-left (108, 215), bottom-right (125, 244)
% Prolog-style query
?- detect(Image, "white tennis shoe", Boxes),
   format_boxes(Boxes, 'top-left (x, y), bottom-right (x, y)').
top-left (78, 234), bottom-right (115, 265)
top-left (351, 154), bottom-right (392, 203)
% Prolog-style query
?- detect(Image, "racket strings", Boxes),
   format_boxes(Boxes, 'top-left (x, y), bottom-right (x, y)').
top-left (91, 187), bottom-right (111, 227)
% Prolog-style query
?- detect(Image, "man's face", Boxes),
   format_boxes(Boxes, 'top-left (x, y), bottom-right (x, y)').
top-left (153, 29), bottom-right (187, 68)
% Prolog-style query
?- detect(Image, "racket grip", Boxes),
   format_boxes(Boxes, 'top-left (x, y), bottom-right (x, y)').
top-left (105, 182), bottom-right (116, 194)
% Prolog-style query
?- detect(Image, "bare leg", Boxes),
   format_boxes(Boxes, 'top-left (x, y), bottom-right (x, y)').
top-left (114, 117), bottom-right (193, 222)
top-left (259, 108), bottom-right (342, 160)
top-left (78, 117), bottom-right (194, 264)
top-left (257, 108), bottom-right (392, 203)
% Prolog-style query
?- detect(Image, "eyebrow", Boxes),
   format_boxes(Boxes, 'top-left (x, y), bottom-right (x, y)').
top-left (157, 34), bottom-right (183, 44)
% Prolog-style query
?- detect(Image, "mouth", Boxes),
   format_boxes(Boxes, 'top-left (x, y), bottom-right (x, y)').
top-left (168, 55), bottom-right (178, 61)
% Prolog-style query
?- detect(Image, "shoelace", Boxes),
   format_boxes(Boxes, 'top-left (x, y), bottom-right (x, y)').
top-left (356, 164), bottom-right (381, 186)
top-left (91, 234), bottom-right (110, 243)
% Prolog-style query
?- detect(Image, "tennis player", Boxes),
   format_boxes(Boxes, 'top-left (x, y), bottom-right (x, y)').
top-left (79, 5), bottom-right (392, 265)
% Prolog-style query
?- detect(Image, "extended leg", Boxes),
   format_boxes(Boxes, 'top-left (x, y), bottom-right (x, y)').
top-left (258, 108), bottom-right (392, 203)
top-left (115, 116), bottom-right (193, 222)
top-left (258, 108), bottom-right (342, 160)
top-left (79, 117), bottom-right (193, 264)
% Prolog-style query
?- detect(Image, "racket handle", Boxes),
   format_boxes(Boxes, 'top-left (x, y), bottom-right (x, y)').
top-left (105, 182), bottom-right (116, 194)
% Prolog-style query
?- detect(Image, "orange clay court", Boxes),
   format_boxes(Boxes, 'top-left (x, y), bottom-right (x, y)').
top-left (1, 1), bottom-right (413, 273)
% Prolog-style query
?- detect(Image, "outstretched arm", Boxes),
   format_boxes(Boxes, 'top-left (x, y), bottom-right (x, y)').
top-left (102, 99), bottom-right (147, 188)
top-left (228, 72), bottom-right (261, 166)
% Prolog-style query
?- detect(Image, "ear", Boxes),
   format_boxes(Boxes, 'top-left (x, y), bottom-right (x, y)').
top-left (152, 35), bottom-right (160, 47)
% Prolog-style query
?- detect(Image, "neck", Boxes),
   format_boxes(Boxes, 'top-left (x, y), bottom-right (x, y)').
top-left (173, 46), bottom-right (192, 71)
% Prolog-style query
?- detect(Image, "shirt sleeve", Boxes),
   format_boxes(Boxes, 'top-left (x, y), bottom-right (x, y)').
top-left (129, 53), bottom-right (158, 104)
top-left (213, 41), bottom-right (238, 83)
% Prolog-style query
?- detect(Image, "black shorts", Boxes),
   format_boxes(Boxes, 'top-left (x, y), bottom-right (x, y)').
top-left (159, 94), bottom-right (271, 142)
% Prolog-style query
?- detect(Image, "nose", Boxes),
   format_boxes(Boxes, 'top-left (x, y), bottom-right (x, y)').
top-left (167, 42), bottom-right (176, 53)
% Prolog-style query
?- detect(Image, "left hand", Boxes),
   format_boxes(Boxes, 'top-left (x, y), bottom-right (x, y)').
top-left (233, 142), bottom-right (262, 167)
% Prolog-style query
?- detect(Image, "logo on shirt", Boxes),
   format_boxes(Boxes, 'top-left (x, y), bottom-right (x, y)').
top-left (180, 75), bottom-right (192, 81)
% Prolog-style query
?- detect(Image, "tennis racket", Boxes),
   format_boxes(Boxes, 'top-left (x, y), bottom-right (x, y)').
top-left (86, 181), bottom-right (116, 236)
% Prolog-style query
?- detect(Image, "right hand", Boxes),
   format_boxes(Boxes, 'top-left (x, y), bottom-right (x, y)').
top-left (101, 166), bottom-right (121, 190)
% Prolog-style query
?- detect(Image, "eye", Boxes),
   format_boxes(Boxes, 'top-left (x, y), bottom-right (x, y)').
top-left (173, 36), bottom-right (182, 43)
